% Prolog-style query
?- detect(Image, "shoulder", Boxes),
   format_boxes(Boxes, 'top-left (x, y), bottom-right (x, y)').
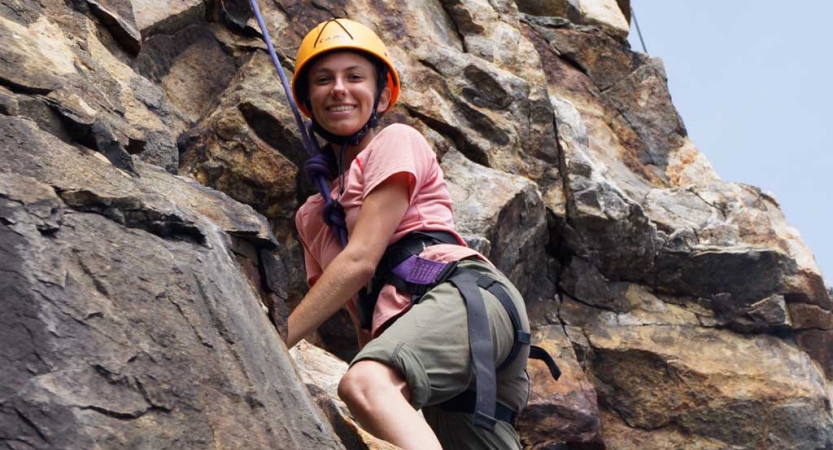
top-left (365, 124), bottom-right (435, 163)
top-left (372, 124), bottom-right (431, 148)
top-left (377, 123), bottom-right (423, 138)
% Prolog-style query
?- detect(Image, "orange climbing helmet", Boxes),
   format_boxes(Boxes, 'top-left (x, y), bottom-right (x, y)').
top-left (292, 18), bottom-right (400, 118)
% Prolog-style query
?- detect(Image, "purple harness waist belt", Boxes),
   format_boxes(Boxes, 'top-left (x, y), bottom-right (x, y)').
top-left (390, 255), bottom-right (452, 285)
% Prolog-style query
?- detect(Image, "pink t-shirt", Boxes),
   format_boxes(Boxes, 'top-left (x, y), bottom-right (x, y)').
top-left (295, 123), bottom-right (484, 336)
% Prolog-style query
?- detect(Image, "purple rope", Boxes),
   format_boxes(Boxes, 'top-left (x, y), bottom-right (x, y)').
top-left (304, 153), bottom-right (332, 180)
top-left (247, 0), bottom-right (348, 246)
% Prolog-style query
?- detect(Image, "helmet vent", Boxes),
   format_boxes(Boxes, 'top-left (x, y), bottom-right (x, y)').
top-left (314, 19), bottom-right (355, 48)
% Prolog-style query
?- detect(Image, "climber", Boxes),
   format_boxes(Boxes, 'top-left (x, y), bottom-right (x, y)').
top-left (285, 18), bottom-right (537, 450)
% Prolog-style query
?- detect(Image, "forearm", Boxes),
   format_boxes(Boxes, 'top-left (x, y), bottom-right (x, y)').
top-left (287, 172), bottom-right (412, 348)
top-left (286, 248), bottom-right (375, 347)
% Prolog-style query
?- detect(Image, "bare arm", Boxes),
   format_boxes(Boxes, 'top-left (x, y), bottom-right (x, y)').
top-left (286, 172), bottom-right (412, 348)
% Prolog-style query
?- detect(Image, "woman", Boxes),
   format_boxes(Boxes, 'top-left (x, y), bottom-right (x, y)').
top-left (287, 18), bottom-right (532, 450)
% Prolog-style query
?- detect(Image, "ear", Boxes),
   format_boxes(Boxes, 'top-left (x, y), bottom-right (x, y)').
top-left (376, 86), bottom-right (392, 113)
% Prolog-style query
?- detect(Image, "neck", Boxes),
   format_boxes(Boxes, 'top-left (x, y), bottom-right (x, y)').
top-left (329, 128), bottom-right (377, 173)
top-left (349, 129), bottom-right (377, 164)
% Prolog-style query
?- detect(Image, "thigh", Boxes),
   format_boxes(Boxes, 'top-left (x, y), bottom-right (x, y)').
top-left (353, 259), bottom-right (528, 409)
top-left (351, 279), bottom-right (473, 410)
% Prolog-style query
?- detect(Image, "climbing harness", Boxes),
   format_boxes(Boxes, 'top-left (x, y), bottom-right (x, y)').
top-left (359, 231), bottom-right (562, 431)
top-left (357, 231), bottom-right (459, 329)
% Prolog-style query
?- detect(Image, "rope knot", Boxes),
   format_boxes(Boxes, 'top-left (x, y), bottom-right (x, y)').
top-left (305, 153), bottom-right (334, 181)
top-left (323, 200), bottom-right (347, 230)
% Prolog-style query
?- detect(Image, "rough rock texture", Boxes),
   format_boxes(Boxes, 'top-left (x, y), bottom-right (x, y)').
top-left (517, 325), bottom-right (603, 447)
top-left (443, 148), bottom-right (555, 303)
top-left (177, 51), bottom-right (302, 223)
top-left (0, 5), bottom-right (179, 174)
top-left (0, 116), bottom-right (342, 449)
top-left (133, 0), bottom-right (204, 38)
top-left (517, 0), bottom-right (630, 38)
top-left (2, 0), bottom-right (831, 449)
top-left (85, 0), bottom-right (142, 53)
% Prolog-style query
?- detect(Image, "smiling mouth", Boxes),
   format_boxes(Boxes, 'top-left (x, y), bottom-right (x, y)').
top-left (327, 105), bottom-right (357, 112)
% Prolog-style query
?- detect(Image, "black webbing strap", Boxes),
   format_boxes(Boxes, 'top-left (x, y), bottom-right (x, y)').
top-left (359, 237), bottom-right (563, 430)
top-left (476, 275), bottom-right (530, 372)
top-left (436, 390), bottom-right (517, 425)
top-left (480, 272), bottom-right (561, 381)
top-left (530, 345), bottom-right (561, 380)
top-left (357, 231), bottom-right (458, 329)
top-left (438, 270), bottom-right (561, 430)
top-left (447, 269), bottom-right (498, 431)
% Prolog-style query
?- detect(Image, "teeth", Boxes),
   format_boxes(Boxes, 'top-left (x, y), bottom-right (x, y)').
top-left (328, 105), bottom-right (356, 112)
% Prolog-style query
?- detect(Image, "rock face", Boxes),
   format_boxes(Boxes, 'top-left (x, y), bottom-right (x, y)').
top-left (1, 0), bottom-right (831, 450)
top-left (0, 116), bottom-right (342, 449)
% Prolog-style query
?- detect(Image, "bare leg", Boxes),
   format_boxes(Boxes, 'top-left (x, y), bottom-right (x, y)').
top-left (338, 360), bottom-right (442, 450)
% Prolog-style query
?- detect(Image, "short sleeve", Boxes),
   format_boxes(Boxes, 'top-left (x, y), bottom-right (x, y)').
top-left (357, 124), bottom-right (434, 202)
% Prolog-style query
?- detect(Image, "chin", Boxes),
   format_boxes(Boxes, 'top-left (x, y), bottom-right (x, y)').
top-left (327, 124), bottom-right (363, 136)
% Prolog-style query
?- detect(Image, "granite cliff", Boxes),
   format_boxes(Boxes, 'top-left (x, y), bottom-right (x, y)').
top-left (1, 0), bottom-right (831, 449)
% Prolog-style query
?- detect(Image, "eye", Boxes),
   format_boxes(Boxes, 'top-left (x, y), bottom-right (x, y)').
top-left (313, 75), bottom-right (331, 85)
top-left (348, 72), bottom-right (365, 81)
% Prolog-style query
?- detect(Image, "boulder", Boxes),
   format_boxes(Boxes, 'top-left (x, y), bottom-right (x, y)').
top-left (442, 148), bottom-right (555, 303)
top-left (0, 9), bottom-right (179, 173)
top-left (134, 24), bottom-right (238, 136)
top-left (0, 15), bottom-right (78, 94)
top-left (132, 0), bottom-right (204, 38)
top-left (518, 0), bottom-right (630, 38)
top-left (85, 0), bottom-right (141, 53)
top-left (0, 116), bottom-right (343, 449)
top-left (517, 325), bottom-right (603, 448)
top-left (178, 51), bottom-right (301, 222)
top-left (291, 341), bottom-right (403, 450)
top-left (587, 323), bottom-right (832, 449)
top-left (577, 0), bottom-right (629, 38)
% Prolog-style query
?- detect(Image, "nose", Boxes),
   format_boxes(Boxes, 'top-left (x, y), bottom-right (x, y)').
top-left (331, 76), bottom-right (347, 97)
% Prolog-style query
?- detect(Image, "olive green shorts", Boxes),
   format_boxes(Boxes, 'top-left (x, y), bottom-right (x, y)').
top-left (352, 259), bottom-right (530, 450)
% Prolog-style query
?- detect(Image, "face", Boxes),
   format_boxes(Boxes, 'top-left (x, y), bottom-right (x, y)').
top-left (306, 51), bottom-right (391, 138)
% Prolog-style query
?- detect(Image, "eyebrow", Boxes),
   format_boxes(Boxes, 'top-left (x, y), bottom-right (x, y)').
top-left (310, 64), bottom-right (370, 75)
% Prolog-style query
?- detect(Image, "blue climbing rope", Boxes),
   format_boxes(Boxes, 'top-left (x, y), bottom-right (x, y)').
top-left (246, 0), bottom-right (348, 246)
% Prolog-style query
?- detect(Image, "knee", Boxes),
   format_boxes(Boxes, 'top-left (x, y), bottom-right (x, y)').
top-left (338, 366), bottom-right (369, 408)
top-left (338, 362), bottom-right (379, 410)
top-left (338, 361), bottom-right (404, 412)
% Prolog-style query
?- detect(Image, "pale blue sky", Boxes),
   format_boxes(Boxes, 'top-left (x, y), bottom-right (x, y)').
top-left (628, 0), bottom-right (831, 285)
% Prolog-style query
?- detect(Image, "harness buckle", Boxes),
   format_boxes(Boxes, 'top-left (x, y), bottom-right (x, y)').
top-left (434, 260), bottom-right (459, 285)
top-left (408, 260), bottom-right (458, 303)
